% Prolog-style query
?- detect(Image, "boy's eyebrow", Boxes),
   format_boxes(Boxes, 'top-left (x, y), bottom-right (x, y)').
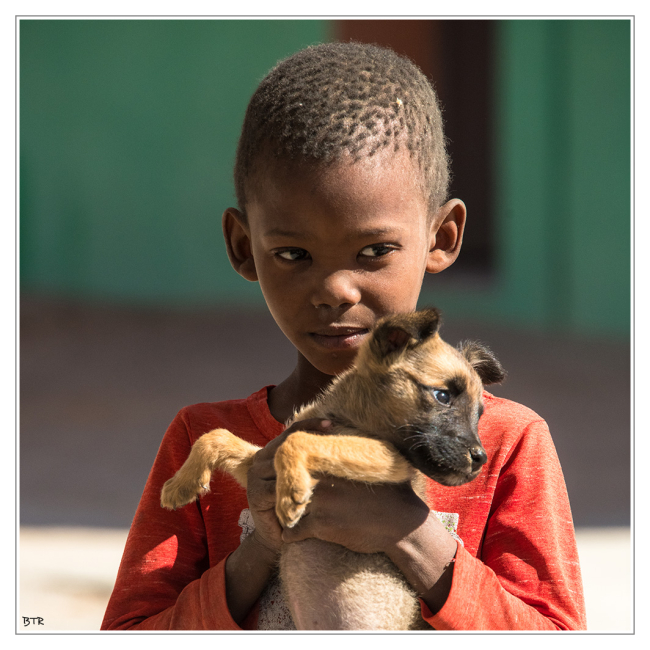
top-left (263, 226), bottom-right (402, 239)
top-left (263, 227), bottom-right (306, 238)
top-left (351, 227), bottom-right (401, 238)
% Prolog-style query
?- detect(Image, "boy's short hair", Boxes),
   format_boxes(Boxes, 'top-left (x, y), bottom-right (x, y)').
top-left (234, 41), bottom-right (450, 214)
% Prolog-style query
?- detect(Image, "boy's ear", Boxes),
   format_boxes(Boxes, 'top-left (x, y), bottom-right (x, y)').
top-left (222, 208), bottom-right (258, 282)
top-left (426, 199), bottom-right (467, 274)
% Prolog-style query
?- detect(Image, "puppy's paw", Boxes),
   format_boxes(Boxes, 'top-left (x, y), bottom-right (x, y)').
top-left (160, 469), bottom-right (212, 510)
top-left (276, 495), bottom-right (308, 529)
top-left (275, 473), bottom-right (315, 528)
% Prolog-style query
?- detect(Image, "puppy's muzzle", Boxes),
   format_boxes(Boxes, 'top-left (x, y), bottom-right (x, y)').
top-left (399, 429), bottom-right (488, 487)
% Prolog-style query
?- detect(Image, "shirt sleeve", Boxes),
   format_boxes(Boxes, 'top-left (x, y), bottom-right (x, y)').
top-left (422, 419), bottom-right (587, 630)
top-left (100, 409), bottom-right (246, 630)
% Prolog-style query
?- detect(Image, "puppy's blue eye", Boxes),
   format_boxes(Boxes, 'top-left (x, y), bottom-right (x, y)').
top-left (433, 389), bottom-right (451, 405)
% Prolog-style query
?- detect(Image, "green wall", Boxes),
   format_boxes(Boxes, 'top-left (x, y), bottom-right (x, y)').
top-left (425, 19), bottom-right (631, 337)
top-left (20, 19), bottom-right (630, 337)
top-left (20, 19), bottom-right (330, 304)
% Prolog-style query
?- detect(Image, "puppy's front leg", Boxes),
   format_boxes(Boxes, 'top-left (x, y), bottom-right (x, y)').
top-left (161, 429), bottom-right (261, 510)
top-left (274, 432), bottom-right (413, 528)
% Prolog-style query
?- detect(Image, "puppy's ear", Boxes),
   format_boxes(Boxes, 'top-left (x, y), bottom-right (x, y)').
top-left (372, 309), bottom-right (441, 359)
top-left (408, 308), bottom-right (442, 341)
top-left (458, 341), bottom-right (506, 385)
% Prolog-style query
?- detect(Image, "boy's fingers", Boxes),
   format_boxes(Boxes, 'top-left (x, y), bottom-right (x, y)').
top-left (281, 518), bottom-right (310, 543)
top-left (246, 466), bottom-right (277, 500)
top-left (248, 481), bottom-right (277, 510)
top-left (249, 452), bottom-right (277, 478)
top-left (284, 418), bottom-right (332, 436)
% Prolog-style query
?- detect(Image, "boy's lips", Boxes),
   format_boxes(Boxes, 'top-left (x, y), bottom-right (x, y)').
top-left (309, 327), bottom-right (370, 350)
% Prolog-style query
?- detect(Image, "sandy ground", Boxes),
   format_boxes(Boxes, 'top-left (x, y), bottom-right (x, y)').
top-left (17, 526), bottom-right (631, 633)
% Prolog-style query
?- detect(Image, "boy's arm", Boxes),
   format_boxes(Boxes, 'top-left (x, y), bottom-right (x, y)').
top-left (420, 419), bottom-right (587, 630)
top-left (101, 409), bottom-right (261, 630)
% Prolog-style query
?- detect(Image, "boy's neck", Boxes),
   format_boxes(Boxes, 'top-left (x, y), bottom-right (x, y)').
top-left (267, 353), bottom-right (337, 424)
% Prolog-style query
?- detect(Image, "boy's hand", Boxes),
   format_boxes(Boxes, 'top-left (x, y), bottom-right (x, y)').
top-left (280, 476), bottom-right (429, 554)
top-left (245, 418), bottom-right (332, 560)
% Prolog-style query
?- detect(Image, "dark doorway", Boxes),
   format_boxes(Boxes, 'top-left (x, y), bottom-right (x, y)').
top-left (333, 19), bottom-right (496, 280)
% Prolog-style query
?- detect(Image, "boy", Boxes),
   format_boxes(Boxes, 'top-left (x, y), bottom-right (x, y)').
top-left (101, 42), bottom-right (586, 631)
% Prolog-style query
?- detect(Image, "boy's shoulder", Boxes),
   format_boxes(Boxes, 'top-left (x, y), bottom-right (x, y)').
top-left (482, 391), bottom-right (546, 429)
top-left (172, 386), bottom-right (283, 446)
top-left (480, 391), bottom-right (555, 462)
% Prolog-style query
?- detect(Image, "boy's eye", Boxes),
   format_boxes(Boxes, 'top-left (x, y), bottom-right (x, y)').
top-left (276, 248), bottom-right (309, 261)
top-left (358, 244), bottom-right (395, 258)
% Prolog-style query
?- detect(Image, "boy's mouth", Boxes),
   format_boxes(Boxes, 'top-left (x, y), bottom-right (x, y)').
top-left (309, 327), bottom-right (370, 350)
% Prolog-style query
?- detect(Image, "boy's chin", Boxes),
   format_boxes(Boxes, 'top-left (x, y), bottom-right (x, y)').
top-left (300, 349), bottom-right (358, 378)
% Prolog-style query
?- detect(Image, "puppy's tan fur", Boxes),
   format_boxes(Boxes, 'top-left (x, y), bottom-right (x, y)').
top-left (161, 309), bottom-right (504, 630)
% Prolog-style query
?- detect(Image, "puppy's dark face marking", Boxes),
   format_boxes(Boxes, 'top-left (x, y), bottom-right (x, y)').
top-left (388, 357), bottom-right (487, 487)
top-left (398, 376), bottom-right (487, 486)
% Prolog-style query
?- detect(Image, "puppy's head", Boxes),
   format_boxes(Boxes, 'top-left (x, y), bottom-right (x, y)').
top-left (356, 308), bottom-right (505, 486)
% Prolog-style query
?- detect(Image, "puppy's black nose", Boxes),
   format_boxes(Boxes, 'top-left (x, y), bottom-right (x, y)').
top-left (469, 445), bottom-right (487, 469)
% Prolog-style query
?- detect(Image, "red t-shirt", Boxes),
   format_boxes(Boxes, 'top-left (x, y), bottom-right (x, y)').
top-left (101, 387), bottom-right (586, 630)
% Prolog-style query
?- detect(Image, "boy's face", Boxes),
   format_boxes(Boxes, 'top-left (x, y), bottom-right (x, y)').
top-left (224, 149), bottom-right (464, 377)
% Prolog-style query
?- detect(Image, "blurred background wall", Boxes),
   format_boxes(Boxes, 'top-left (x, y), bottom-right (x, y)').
top-left (19, 18), bottom-right (631, 631)
top-left (20, 19), bottom-right (630, 334)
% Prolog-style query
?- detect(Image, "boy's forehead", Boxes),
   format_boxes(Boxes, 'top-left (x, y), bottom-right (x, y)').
top-left (247, 149), bottom-right (431, 228)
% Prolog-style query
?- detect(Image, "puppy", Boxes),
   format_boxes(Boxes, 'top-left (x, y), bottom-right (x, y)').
top-left (161, 308), bottom-right (505, 630)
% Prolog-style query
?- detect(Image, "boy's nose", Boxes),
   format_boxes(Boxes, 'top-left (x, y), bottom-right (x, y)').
top-left (311, 271), bottom-right (361, 310)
